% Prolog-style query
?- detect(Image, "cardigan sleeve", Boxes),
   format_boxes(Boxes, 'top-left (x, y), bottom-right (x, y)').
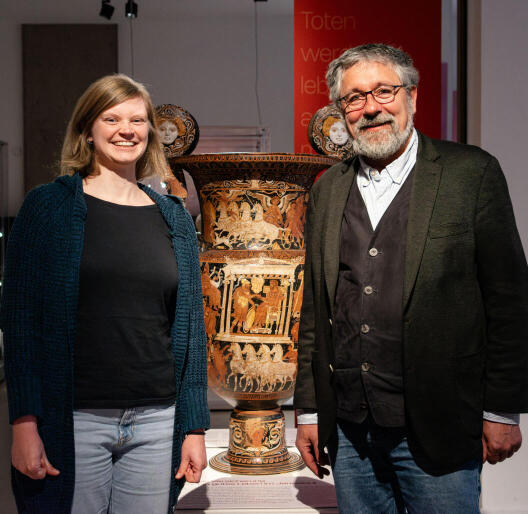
top-left (161, 195), bottom-right (210, 434)
top-left (0, 186), bottom-right (54, 423)
top-left (180, 212), bottom-right (210, 434)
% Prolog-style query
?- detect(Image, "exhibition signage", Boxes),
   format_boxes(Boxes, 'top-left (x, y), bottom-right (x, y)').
top-left (294, 0), bottom-right (442, 153)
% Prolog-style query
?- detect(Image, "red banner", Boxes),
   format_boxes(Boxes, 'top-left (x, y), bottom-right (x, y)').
top-left (294, 0), bottom-right (442, 153)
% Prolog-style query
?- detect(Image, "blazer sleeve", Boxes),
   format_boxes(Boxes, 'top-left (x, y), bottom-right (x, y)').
top-left (475, 156), bottom-right (528, 412)
top-left (293, 191), bottom-right (318, 410)
top-left (0, 187), bottom-right (52, 423)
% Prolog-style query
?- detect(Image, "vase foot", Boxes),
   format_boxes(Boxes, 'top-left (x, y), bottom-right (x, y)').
top-left (208, 408), bottom-right (305, 475)
top-left (209, 450), bottom-right (304, 475)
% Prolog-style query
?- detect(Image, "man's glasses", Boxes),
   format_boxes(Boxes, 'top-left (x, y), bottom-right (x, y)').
top-left (339, 85), bottom-right (407, 112)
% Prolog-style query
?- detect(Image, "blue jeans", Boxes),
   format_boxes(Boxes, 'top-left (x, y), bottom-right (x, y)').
top-left (328, 419), bottom-right (481, 514)
top-left (72, 404), bottom-right (175, 514)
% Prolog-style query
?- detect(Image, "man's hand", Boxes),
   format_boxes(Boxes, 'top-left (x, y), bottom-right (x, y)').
top-left (176, 434), bottom-right (207, 482)
top-left (482, 420), bottom-right (522, 464)
top-left (12, 415), bottom-right (60, 479)
top-left (295, 424), bottom-right (329, 478)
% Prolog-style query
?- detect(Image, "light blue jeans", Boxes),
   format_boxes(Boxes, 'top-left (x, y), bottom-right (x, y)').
top-left (72, 404), bottom-right (175, 514)
top-left (328, 419), bottom-right (481, 514)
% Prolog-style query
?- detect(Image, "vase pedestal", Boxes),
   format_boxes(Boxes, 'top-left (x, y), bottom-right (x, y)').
top-left (209, 408), bottom-right (304, 475)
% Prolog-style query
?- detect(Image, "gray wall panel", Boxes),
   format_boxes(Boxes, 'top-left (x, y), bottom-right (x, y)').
top-left (22, 24), bottom-right (117, 191)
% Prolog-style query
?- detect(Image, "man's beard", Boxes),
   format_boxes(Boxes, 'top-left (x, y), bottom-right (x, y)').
top-left (350, 100), bottom-right (414, 161)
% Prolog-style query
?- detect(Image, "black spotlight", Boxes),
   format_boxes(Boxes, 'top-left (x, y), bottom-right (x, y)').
top-left (125, 0), bottom-right (138, 18)
top-left (99, 0), bottom-right (114, 19)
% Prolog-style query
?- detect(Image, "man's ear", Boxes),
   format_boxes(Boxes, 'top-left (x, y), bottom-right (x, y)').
top-left (409, 86), bottom-right (418, 115)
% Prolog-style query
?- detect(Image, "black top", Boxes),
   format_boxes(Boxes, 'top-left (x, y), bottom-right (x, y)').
top-left (74, 193), bottom-right (178, 408)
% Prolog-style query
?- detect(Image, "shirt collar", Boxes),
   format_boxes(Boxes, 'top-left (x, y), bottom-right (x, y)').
top-left (358, 129), bottom-right (418, 187)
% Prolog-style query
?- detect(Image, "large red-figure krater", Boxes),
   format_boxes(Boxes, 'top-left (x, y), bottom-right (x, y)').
top-left (172, 153), bottom-right (336, 474)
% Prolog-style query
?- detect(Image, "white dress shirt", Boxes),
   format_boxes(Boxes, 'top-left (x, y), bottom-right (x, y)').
top-left (357, 129), bottom-right (418, 230)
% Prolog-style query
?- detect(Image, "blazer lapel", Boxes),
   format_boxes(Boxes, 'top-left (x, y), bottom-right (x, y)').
top-left (403, 134), bottom-right (442, 310)
top-left (323, 160), bottom-right (357, 316)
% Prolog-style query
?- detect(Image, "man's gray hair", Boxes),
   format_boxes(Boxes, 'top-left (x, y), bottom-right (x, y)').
top-left (326, 43), bottom-right (420, 104)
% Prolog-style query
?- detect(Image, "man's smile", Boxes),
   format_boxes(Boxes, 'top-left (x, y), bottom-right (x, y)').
top-left (361, 122), bottom-right (392, 132)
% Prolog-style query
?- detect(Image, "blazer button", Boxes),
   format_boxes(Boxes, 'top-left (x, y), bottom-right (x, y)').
top-left (329, 318), bottom-right (333, 326)
top-left (369, 247), bottom-right (379, 257)
top-left (361, 362), bottom-right (371, 372)
top-left (360, 323), bottom-right (370, 334)
top-left (364, 285), bottom-right (374, 295)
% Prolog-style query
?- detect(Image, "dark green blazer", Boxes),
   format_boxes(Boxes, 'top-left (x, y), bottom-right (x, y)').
top-left (294, 132), bottom-right (528, 474)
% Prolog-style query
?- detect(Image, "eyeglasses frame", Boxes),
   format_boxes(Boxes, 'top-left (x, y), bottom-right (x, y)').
top-left (338, 84), bottom-right (409, 112)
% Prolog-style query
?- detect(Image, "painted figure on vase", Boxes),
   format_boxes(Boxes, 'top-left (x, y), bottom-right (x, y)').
top-left (154, 104), bottom-right (199, 158)
top-left (322, 116), bottom-right (349, 146)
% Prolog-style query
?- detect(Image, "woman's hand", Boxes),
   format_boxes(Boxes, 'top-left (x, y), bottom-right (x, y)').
top-left (175, 433), bottom-right (207, 483)
top-left (12, 415), bottom-right (60, 479)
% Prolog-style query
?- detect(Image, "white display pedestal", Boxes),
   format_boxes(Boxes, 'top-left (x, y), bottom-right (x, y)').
top-left (176, 429), bottom-right (337, 513)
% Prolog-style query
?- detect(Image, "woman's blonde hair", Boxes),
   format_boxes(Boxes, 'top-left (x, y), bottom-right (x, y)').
top-left (60, 74), bottom-right (169, 180)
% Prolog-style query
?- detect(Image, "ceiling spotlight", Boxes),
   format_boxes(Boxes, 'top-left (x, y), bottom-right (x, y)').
top-left (99, 0), bottom-right (114, 20)
top-left (125, 0), bottom-right (138, 18)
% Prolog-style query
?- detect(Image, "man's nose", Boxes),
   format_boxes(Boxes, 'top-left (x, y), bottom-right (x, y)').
top-left (363, 92), bottom-right (381, 115)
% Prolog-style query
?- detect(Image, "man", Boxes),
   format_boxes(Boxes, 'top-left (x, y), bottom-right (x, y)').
top-left (294, 44), bottom-right (528, 513)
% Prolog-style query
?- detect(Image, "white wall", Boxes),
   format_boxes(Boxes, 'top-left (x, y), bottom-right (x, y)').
top-left (479, 0), bottom-right (528, 250)
top-left (0, 0), bottom-right (293, 215)
top-left (474, 1), bottom-right (528, 512)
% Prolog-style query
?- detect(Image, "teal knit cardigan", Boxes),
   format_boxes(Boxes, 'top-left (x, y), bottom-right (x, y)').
top-left (0, 173), bottom-right (210, 513)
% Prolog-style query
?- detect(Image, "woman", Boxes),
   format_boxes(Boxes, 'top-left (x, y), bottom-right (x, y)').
top-left (0, 74), bottom-right (209, 513)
